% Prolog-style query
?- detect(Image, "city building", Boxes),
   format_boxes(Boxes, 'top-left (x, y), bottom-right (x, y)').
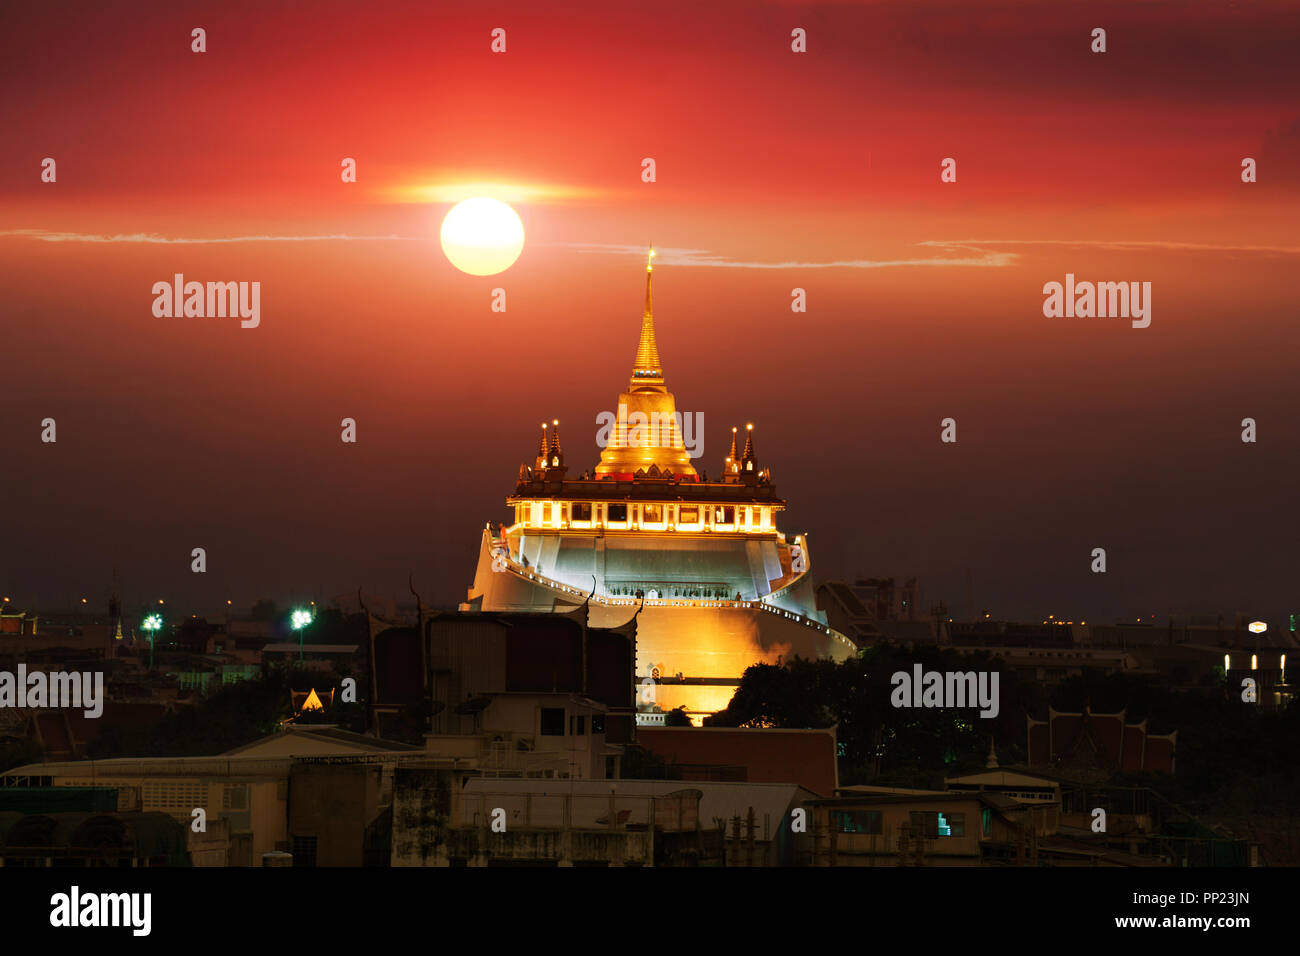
top-left (368, 602), bottom-right (636, 778)
top-left (1, 725), bottom-right (426, 866)
top-left (389, 771), bottom-right (812, 867)
top-left (817, 578), bottom-right (923, 643)
top-left (0, 785), bottom-right (188, 867)
top-left (805, 791), bottom-right (1051, 866)
top-left (1027, 706), bottom-right (1177, 776)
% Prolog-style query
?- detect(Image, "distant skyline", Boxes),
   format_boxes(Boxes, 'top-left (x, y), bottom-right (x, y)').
top-left (2, 0), bottom-right (1298, 626)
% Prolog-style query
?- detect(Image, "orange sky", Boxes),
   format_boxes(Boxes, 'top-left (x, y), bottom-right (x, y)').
top-left (2, 0), bottom-right (1297, 624)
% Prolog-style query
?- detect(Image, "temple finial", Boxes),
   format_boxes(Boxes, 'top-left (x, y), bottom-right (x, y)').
top-left (632, 245), bottom-right (664, 387)
top-left (644, 244), bottom-right (655, 316)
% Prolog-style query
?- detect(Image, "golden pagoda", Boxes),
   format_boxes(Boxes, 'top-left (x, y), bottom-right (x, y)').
top-left (595, 247), bottom-right (698, 479)
top-left (463, 249), bottom-right (855, 722)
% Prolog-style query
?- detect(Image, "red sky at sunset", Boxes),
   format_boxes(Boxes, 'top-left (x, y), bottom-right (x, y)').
top-left (2, 0), bottom-right (1297, 625)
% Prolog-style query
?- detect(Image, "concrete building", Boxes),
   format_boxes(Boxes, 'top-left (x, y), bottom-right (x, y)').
top-left (817, 578), bottom-right (920, 642)
top-left (390, 771), bottom-right (813, 867)
top-left (369, 601), bottom-right (638, 778)
top-left (806, 791), bottom-right (1038, 866)
top-left (1, 725), bottom-right (423, 865)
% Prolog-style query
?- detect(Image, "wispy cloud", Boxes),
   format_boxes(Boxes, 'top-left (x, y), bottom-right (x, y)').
top-left (0, 229), bottom-right (422, 244)
top-left (918, 239), bottom-right (1300, 257)
top-left (551, 241), bottom-right (1018, 269)
top-left (556, 237), bottom-right (1300, 271)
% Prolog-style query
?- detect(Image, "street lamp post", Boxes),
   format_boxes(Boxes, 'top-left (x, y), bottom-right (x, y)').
top-left (142, 613), bottom-right (163, 670)
top-left (290, 608), bottom-right (313, 663)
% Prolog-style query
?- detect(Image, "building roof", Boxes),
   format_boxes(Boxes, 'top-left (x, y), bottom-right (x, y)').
top-left (28, 702), bottom-right (173, 759)
top-left (945, 770), bottom-right (1062, 790)
top-left (260, 644), bottom-right (359, 654)
top-left (637, 726), bottom-right (838, 796)
top-left (222, 725), bottom-right (421, 757)
top-left (804, 791), bottom-right (1023, 813)
top-left (2, 754), bottom-right (295, 780)
top-left (1027, 707), bottom-right (1176, 775)
top-left (836, 784), bottom-right (947, 797)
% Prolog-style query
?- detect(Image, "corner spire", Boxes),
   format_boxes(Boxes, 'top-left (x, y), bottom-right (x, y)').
top-left (631, 245), bottom-right (664, 389)
top-left (548, 418), bottom-right (562, 458)
top-left (535, 422), bottom-right (549, 472)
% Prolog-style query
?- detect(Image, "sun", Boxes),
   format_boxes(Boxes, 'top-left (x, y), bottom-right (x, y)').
top-left (440, 197), bottom-right (525, 276)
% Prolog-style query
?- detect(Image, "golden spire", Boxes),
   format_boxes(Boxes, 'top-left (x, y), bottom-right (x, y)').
top-left (595, 251), bottom-right (697, 479)
top-left (645, 244), bottom-right (654, 312)
top-left (632, 244), bottom-right (663, 389)
top-left (548, 418), bottom-right (562, 457)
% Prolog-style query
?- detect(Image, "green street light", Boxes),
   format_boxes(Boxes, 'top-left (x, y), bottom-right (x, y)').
top-left (142, 613), bottom-right (163, 670)
top-left (290, 608), bottom-right (314, 663)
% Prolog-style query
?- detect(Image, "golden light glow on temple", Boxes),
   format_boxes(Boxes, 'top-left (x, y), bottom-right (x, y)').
top-left (463, 250), bottom-right (854, 722)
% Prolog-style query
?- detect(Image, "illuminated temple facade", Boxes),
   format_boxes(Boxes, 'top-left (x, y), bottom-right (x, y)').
top-left (464, 251), bottom-right (855, 721)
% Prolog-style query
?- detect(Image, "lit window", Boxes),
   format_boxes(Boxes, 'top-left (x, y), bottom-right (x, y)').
top-left (832, 810), bottom-right (881, 834)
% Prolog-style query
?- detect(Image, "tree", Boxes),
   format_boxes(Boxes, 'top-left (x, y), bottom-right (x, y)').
top-left (663, 706), bottom-right (693, 727)
top-left (704, 646), bottom-right (1041, 783)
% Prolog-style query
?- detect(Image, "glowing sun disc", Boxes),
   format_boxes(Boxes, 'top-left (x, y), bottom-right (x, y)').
top-left (440, 197), bottom-right (525, 275)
